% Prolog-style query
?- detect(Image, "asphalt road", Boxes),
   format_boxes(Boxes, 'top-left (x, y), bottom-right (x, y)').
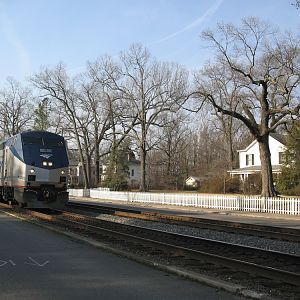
top-left (0, 211), bottom-right (243, 300)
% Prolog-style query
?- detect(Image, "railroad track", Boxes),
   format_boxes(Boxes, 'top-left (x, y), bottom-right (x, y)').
top-left (29, 208), bottom-right (300, 285)
top-left (1, 204), bottom-right (299, 299)
top-left (67, 201), bottom-right (300, 242)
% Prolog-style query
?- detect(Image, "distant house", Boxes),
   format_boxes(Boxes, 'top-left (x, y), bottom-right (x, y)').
top-left (228, 134), bottom-right (287, 180)
top-left (68, 147), bottom-right (141, 188)
top-left (68, 149), bottom-right (81, 186)
top-left (68, 161), bottom-right (97, 187)
top-left (127, 152), bottom-right (141, 188)
top-left (185, 176), bottom-right (201, 188)
top-left (68, 159), bottom-right (80, 186)
top-left (101, 151), bottom-right (141, 188)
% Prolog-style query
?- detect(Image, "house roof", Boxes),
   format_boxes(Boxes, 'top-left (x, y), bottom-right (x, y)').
top-left (238, 133), bottom-right (287, 153)
top-left (186, 176), bottom-right (201, 181)
top-left (270, 133), bottom-right (287, 145)
top-left (128, 158), bottom-right (141, 165)
top-left (228, 165), bottom-right (282, 175)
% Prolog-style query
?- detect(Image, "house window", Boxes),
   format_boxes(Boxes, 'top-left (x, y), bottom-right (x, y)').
top-left (131, 169), bottom-right (134, 177)
top-left (69, 168), bottom-right (76, 175)
top-left (279, 152), bottom-right (287, 164)
top-left (246, 154), bottom-right (254, 166)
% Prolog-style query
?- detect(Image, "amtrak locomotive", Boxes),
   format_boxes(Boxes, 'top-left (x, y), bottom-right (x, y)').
top-left (0, 131), bottom-right (69, 208)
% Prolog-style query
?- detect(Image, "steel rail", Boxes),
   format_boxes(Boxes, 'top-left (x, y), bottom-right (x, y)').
top-left (67, 201), bottom-right (300, 242)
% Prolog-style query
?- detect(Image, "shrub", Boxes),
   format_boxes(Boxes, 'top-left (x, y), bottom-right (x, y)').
top-left (225, 177), bottom-right (241, 193)
top-left (198, 176), bottom-right (225, 194)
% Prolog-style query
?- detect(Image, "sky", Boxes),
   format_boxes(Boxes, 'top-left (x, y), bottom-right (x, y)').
top-left (0, 0), bottom-right (299, 84)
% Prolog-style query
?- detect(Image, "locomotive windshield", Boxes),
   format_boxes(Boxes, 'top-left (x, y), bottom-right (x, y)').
top-left (21, 132), bottom-right (68, 168)
top-left (22, 137), bottom-right (43, 146)
top-left (22, 137), bottom-right (64, 148)
top-left (44, 139), bottom-right (65, 148)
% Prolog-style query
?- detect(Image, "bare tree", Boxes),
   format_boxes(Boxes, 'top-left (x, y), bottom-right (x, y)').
top-left (0, 77), bottom-right (33, 138)
top-left (189, 119), bottom-right (227, 176)
top-left (195, 17), bottom-right (300, 196)
top-left (76, 69), bottom-right (117, 186)
top-left (51, 102), bottom-right (69, 135)
top-left (111, 44), bottom-right (189, 191)
top-left (292, 0), bottom-right (300, 9)
top-left (197, 63), bottom-right (247, 169)
top-left (32, 64), bottom-right (91, 188)
top-left (87, 55), bottom-right (140, 185)
top-left (154, 112), bottom-right (190, 189)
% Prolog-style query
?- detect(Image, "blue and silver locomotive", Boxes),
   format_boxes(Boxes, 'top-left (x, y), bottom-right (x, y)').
top-left (0, 131), bottom-right (69, 208)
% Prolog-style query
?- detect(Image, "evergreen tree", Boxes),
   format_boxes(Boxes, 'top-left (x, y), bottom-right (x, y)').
top-left (33, 98), bottom-right (50, 131)
top-left (277, 122), bottom-right (300, 195)
top-left (102, 139), bottom-right (131, 191)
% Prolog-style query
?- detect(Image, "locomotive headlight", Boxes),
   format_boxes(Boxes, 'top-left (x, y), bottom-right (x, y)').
top-left (48, 162), bottom-right (53, 166)
top-left (30, 168), bottom-right (35, 174)
top-left (42, 161), bottom-right (47, 166)
top-left (61, 170), bottom-right (65, 175)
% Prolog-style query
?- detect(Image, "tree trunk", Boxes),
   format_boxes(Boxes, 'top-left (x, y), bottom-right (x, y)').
top-left (86, 154), bottom-right (92, 187)
top-left (95, 142), bottom-right (100, 186)
top-left (258, 135), bottom-right (277, 197)
top-left (227, 131), bottom-right (234, 169)
top-left (74, 132), bottom-right (89, 189)
top-left (95, 159), bottom-right (100, 186)
top-left (139, 143), bottom-right (147, 192)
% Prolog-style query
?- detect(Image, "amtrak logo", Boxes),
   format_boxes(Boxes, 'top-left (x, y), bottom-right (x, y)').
top-left (40, 153), bottom-right (53, 159)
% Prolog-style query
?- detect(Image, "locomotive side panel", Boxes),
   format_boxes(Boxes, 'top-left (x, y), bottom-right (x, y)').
top-left (12, 134), bottom-right (27, 189)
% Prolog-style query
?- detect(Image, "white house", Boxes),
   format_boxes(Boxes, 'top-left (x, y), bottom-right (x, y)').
top-left (68, 161), bottom-right (98, 187)
top-left (228, 134), bottom-right (287, 180)
top-left (68, 148), bottom-right (141, 188)
top-left (127, 158), bottom-right (141, 188)
top-left (185, 176), bottom-right (201, 188)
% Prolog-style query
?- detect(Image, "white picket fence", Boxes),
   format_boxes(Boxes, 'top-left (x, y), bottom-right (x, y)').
top-left (68, 189), bottom-right (90, 197)
top-left (68, 189), bottom-right (300, 215)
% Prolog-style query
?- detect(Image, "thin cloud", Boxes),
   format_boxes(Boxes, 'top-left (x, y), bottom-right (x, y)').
top-left (151, 0), bottom-right (224, 45)
top-left (0, 2), bottom-right (30, 76)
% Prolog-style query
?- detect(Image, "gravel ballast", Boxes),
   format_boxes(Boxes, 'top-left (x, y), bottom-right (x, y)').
top-left (95, 213), bottom-right (300, 255)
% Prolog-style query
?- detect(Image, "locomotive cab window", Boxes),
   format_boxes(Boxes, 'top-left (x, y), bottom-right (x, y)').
top-left (43, 139), bottom-right (64, 148)
top-left (22, 137), bottom-right (64, 148)
top-left (22, 137), bottom-right (43, 145)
